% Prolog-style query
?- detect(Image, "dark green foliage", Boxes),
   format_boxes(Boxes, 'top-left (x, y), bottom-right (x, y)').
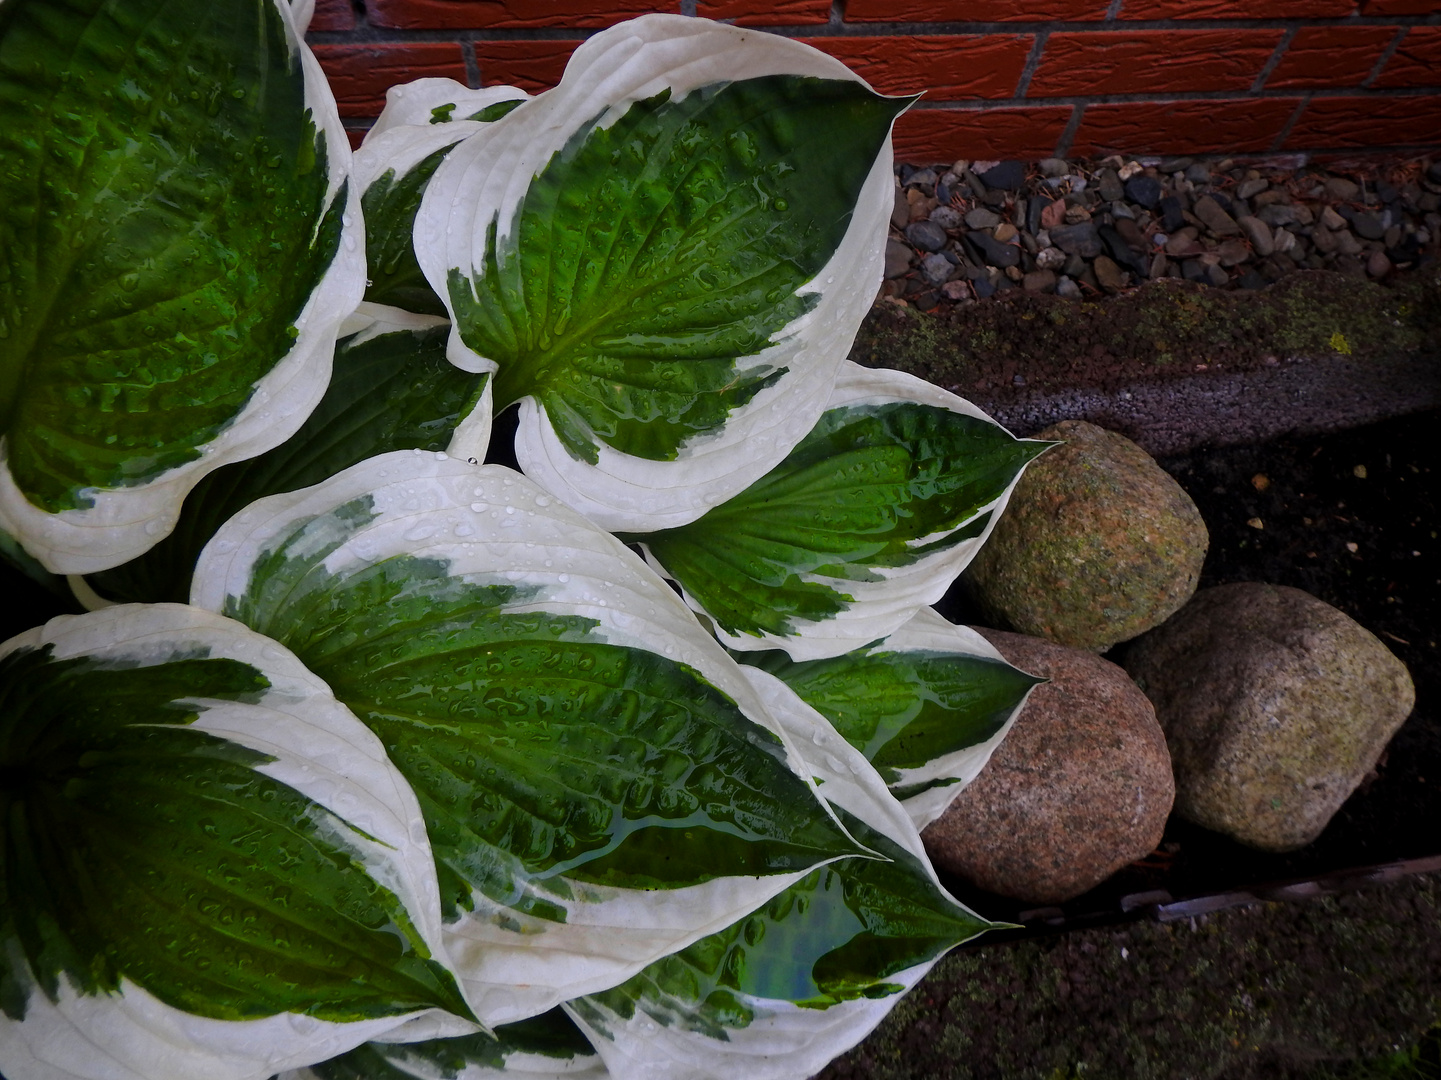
top-left (641, 402), bottom-right (1045, 638)
top-left (89, 326), bottom-right (486, 603)
top-left (448, 76), bottom-right (907, 462)
top-left (0, 644), bottom-right (470, 1023)
top-left (0, 0), bottom-right (342, 509)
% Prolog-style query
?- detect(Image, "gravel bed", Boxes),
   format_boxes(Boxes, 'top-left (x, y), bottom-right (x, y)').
top-left (884, 155), bottom-right (1441, 312)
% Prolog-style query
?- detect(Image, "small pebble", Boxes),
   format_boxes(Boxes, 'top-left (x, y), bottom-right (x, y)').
top-left (904, 166), bottom-right (937, 190)
top-left (1351, 212), bottom-right (1386, 241)
top-left (1238, 216), bottom-right (1274, 257)
top-left (1049, 221), bottom-right (1104, 258)
top-left (879, 158), bottom-right (1430, 307)
top-left (977, 160), bottom-right (1027, 190)
top-left (930, 204), bottom-right (964, 230)
top-left (1335, 228), bottom-right (1365, 255)
top-left (1194, 195), bottom-right (1242, 236)
top-left (905, 219), bottom-right (948, 252)
top-left (965, 206), bottom-right (1001, 230)
top-left (1236, 178), bottom-right (1268, 200)
top-left (965, 230), bottom-right (1022, 269)
top-left (1036, 246), bottom-right (1067, 270)
top-left (883, 239), bottom-right (913, 279)
top-left (1023, 268), bottom-right (1057, 293)
top-left (1159, 196), bottom-right (1186, 232)
top-left (1216, 238), bottom-right (1252, 267)
top-left (1325, 177), bottom-right (1360, 201)
top-left (1093, 254), bottom-right (1126, 292)
top-left (920, 252), bottom-right (954, 285)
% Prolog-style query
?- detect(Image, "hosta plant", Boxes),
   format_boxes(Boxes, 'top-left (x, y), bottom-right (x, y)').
top-left (0, 4), bottom-right (1049, 1079)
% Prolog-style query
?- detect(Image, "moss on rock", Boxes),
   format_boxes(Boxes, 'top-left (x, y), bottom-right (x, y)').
top-left (962, 420), bottom-right (1208, 651)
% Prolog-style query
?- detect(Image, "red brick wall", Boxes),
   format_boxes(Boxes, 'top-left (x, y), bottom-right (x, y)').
top-left (306, 0), bottom-right (1441, 161)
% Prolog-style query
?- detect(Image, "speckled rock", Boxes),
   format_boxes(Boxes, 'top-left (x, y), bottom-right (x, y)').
top-left (1123, 583), bottom-right (1416, 853)
top-left (923, 629), bottom-right (1174, 904)
top-left (962, 420), bottom-right (1208, 651)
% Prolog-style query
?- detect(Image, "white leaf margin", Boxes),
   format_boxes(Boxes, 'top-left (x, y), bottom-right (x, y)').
top-left (0, 604), bottom-right (465, 1080)
top-left (278, 1034), bottom-right (609, 1080)
top-left (0, 0), bottom-right (365, 578)
top-left (415, 14), bottom-right (904, 534)
top-left (564, 667), bottom-right (992, 1080)
top-left (189, 449), bottom-right (868, 1028)
top-left (655, 363), bottom-right (1048, 662)
top-left (364, 79), bottom-right (531, 144)
top-left (862, 607), bottom-right (1042, 831)
top-left (334, 303), bottom-right (496, 467)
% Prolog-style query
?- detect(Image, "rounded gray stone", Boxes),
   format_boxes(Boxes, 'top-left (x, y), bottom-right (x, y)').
top-left (1122, 583), bottom-right (1416, 853)
top-left (904, 219), bottom-right (948, 253)
top-left (923, 629), bottom-right (1174, 904)
top-left (920, 251), bottom-right (954, 285)
top-left (963, 420), bottom-right (1208, 652)
top-left (883, 239), bottom-right (914, 279)
top-left (963, 206), bottom-right (1000, 230)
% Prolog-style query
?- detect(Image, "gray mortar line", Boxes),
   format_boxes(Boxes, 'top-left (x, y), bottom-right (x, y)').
top-left (463, 41), bottom-right (481, 89)
top-left (1270, 93), bottom-right (1310, 154)
top-left (1251, 25), bottom-right (1296, 94)
top-left (1013, 29), bottom-right (1050, 99)
top-left (1055, 103), bottom-right (1086, 158)
top-left (680, 0), bottom-right (698, 17)
top-left (1104, 0), bottom-right (1126, 20)
top-left (1362, 25), bottom-right (1409, 89)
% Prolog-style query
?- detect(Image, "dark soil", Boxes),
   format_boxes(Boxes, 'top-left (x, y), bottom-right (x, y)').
top-left (836, 407), bottom-right (1441, 1080)
top-left (820, 872), bottom-right (1441, 1080)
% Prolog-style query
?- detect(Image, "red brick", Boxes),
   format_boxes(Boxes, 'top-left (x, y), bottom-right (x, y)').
top-left (845, 0), bottom-right (1109, 21)
top-left (308, 0), bottom-right (356, 31)
top-left (1070, 98), bottom-right (1295, 155)
top-left (1284, 94), bottom-right (1441, 149)
top-left (477, 40), bottom-right (579, 93)
top-left (1266, 26), bottom-right (1396, 89)
top-left (802, 35), bottom-right (1032, 99)
top-left (1119, 0), bottom-right (1356, 15)
top-left (312, 43), bottom-right (467, 118)
top-left (367, 0), bottom-right (676, 30)
top-left (1374, 27), bottom-right (1441, 88)
top-left (1028, 30), bottom-right (1283, 97)
top-left (1360, 0), bottom-right (1441, 12)
top-left (345, 128), bottom-right (367, 152)
top-left (892, 106), bottom-right (1073, 162)
top-left (697, 0), bottom-right (831, 24)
